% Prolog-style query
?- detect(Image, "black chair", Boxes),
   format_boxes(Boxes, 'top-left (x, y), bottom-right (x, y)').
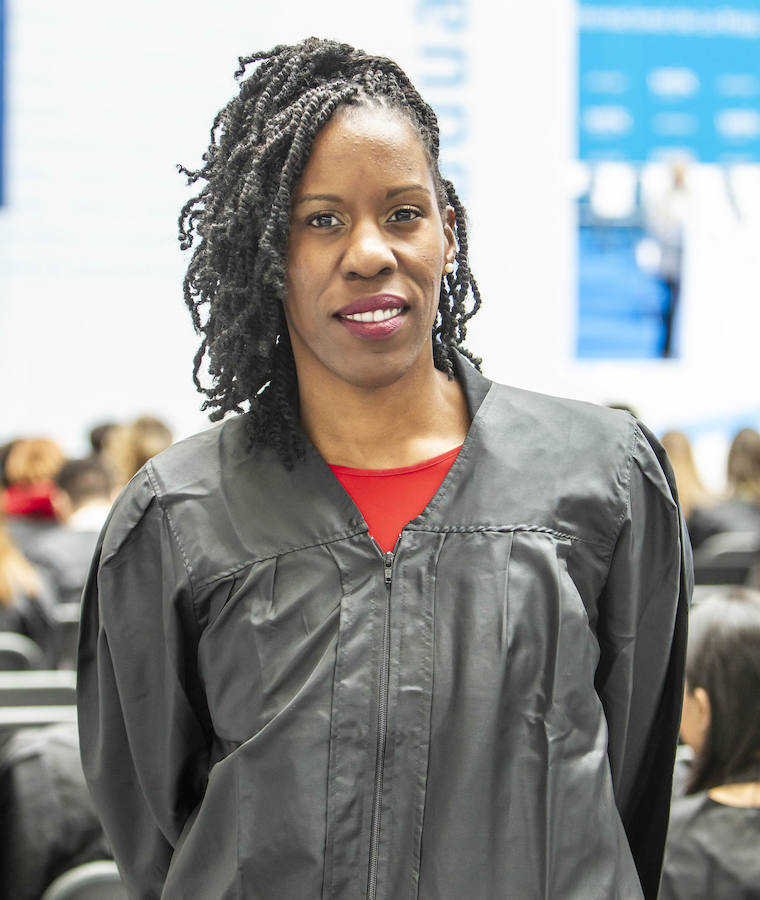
top-left (52, 602), bottom-right (82, 670)
top-left (0, 632), bottom-right (47, 670)
top-left (40, 861), bottom-right (128, 900)
top-left (692, 531), bottom-right (760, 585)
top-left (0, 669), bottom-right (76, 706)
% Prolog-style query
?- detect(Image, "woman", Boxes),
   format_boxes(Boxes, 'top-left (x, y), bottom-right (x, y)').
top-left (660, 588), bottom-right (760, 899)
top-left (688, 427), bottom-right (760, 551)
top-left (100, 415), bottom-right (173, 492)
top-left (660, 430), bottom-right (712, 522)
top-left (0, 509), bottom-right (56, 665)
top-left (2, 437), bottom-right (66, 560)
top-left (77, 38), bottom-right (691, 900)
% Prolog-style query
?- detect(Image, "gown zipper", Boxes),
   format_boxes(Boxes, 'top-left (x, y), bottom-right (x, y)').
top-left (366, 549), bottom-right (394, 900)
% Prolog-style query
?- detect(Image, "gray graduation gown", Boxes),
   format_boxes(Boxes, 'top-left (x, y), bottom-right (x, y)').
top-left (77, 357), bottom-right (691, 899)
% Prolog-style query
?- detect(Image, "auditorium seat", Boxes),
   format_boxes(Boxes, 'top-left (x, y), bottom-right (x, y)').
top-left (0, 632), bottom-right (47, 670)
top-left (692, 530), bottom-right (760, 586)
top-left (40, 861), bottom-right (128, 900)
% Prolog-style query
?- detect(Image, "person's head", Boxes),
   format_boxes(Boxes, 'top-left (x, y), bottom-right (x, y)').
top-left (0, 442), bottom-right (18, 489)
top-left (101, 416), bottom-right (173, 489)
top-left (660, 430), bottom-right (708, 519)
top-left (179, 37), bottom-right (481, 467)
top-left (680, 587), bottom-right (760, 793)
top-left (88, 422), bottom-right (118, 457)
top-left (3, 438), bottom-right (65, 486)
top-left (55, 458), bottom-right (114, 516)
top-left (726, 427), bottom-right (760, 501)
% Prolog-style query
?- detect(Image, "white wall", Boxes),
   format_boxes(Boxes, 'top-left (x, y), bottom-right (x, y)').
top-left (1, 0), bottom-right (757, 488)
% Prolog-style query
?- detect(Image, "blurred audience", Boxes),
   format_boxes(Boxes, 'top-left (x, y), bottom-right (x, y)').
top-left (0, 722), bottom-right (112, 900)
top-left (0, 442), bottom-right (16, 489)
top-left (659, 587), bottom-right (760, 900)
top-left (0, 417), bottom-right (172, 896)
top-left (101, 415), bottom-right (173, 490)
top-left (688, 428), bottom-right (760, 551)
top-left (87, 421), bottom-right (118, 459)
top-left (660, 430), bottom-right (714, 521)
top-left (1, 438), bottom-right (66, 559)
top-left (27, 458), bottom-right (115, 606)
top-left (0, 509), bottom-right (56, 665)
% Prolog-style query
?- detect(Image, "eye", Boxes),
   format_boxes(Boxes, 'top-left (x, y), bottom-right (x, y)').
top-left (388, 206), bottom-right (422, 223)
top-left (307, 212), bottom-right (341, 228)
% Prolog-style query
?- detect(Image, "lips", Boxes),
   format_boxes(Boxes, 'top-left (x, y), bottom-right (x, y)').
top-left (334, 293), bottom-right (408, 340)
top-left (333, 293), bottom-right (407, 317)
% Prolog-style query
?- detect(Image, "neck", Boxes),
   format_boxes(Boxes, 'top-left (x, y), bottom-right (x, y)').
top-left (298, 363), bottom-right (470, 469)
top-left (708, 782), bottom-right (760, 809)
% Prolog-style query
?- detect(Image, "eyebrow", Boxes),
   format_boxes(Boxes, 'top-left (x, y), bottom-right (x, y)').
top-left (294, 183), bottom-right (430, 206)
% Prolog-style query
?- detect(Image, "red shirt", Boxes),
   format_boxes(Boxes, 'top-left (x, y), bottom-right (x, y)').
top-left (329, 445), bottom-right (462, 553)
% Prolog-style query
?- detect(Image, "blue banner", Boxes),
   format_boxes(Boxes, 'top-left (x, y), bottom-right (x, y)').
top-left (578, 1), bottom-right (760, 162)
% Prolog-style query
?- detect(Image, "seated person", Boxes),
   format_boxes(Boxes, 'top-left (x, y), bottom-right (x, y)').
top-left (659, 587), bottom-right (760, 900)
top-left (0, 722), bottom-right (111, 900)
top-left (688, 428), bottom-right (760, 550)
top-left (0, 509), bottom-right (56, 665)
top-left (100, 415), bottom-right (173, 491)
top-left (1, 438), bottom-right (66, 559)
top-left (30, 458), bottom-right (114, 605)
top-left (660, 430), bottom-right (713, 523)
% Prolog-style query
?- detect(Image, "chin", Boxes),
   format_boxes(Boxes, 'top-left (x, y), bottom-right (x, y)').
top-left (332, 352), bottom-right (416, 391)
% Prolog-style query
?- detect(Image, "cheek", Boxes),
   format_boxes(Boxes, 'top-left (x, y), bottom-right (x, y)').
top-left (285, 261), bottom-right (321, 320)
top-left (679, 693), bottom-right (705, 752)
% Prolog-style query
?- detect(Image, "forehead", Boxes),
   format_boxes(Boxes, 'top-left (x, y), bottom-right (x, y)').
top-left (295, 105), bottom-right (434, 194)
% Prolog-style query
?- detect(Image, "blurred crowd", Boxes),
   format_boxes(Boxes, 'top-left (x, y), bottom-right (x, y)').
top-left (662, 426), bottom-right (760, 588)
top-left (0, 415), bottom-right (172, 900)
top-left (0, 416), bottom-right (759, 898)
top-left (0, 416), bottom-right (173, 667)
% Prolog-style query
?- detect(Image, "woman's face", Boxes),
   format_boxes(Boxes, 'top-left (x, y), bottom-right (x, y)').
top-left (284, 105), bottom-right (456, 394)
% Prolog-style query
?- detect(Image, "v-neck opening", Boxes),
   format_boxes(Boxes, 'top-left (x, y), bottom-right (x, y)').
top-left (301, 354), bottom-right (494, 541)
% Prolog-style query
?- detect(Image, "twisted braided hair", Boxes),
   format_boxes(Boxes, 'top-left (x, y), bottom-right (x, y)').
top-left (178, 37), bottom-right (482, 468)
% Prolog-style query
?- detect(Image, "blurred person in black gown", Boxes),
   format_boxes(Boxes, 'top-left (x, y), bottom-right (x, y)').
top-left (0, 722), bottom-right (111, 900)
top-left (659, 587), bottom-right (760, 900)
top-left (28, 458), bottom-right (114, 606)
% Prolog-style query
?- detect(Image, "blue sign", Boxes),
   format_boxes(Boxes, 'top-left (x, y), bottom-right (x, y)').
top-left (578, 1), bottom-right (760, 162)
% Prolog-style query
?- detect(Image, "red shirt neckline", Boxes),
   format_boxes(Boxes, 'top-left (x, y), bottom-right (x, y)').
top-left (328, 445), bottom-right (462, 478)
top-left (329, 445), bottom-right (463, 552)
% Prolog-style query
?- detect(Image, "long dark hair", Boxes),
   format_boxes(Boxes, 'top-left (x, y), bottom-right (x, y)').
top-left (684, 587), bottom-right (760, 793)
top-left (178, 37), bottom-right (482, 468)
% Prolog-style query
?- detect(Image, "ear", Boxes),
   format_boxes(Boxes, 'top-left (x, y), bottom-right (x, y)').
top-left (693, 686), bottom-right (712, 733)
top-left (443, 205), bottom-right (456, 265)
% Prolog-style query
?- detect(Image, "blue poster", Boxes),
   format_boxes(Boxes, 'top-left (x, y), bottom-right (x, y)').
top-left (578, 0), bottom-right (760, 162)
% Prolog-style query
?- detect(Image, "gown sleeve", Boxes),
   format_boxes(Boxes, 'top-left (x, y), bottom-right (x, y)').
top-left (76, 467), bottom-right (212, 900)
top-left (594, 421), bottom-right (692, 900)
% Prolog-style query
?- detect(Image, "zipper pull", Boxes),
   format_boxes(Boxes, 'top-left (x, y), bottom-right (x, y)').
top-left (384, 551), bottom-right (394, 585)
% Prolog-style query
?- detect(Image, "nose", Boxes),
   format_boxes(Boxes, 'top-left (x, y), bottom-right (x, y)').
top-left (340, 220), bottom-right (397, 280)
